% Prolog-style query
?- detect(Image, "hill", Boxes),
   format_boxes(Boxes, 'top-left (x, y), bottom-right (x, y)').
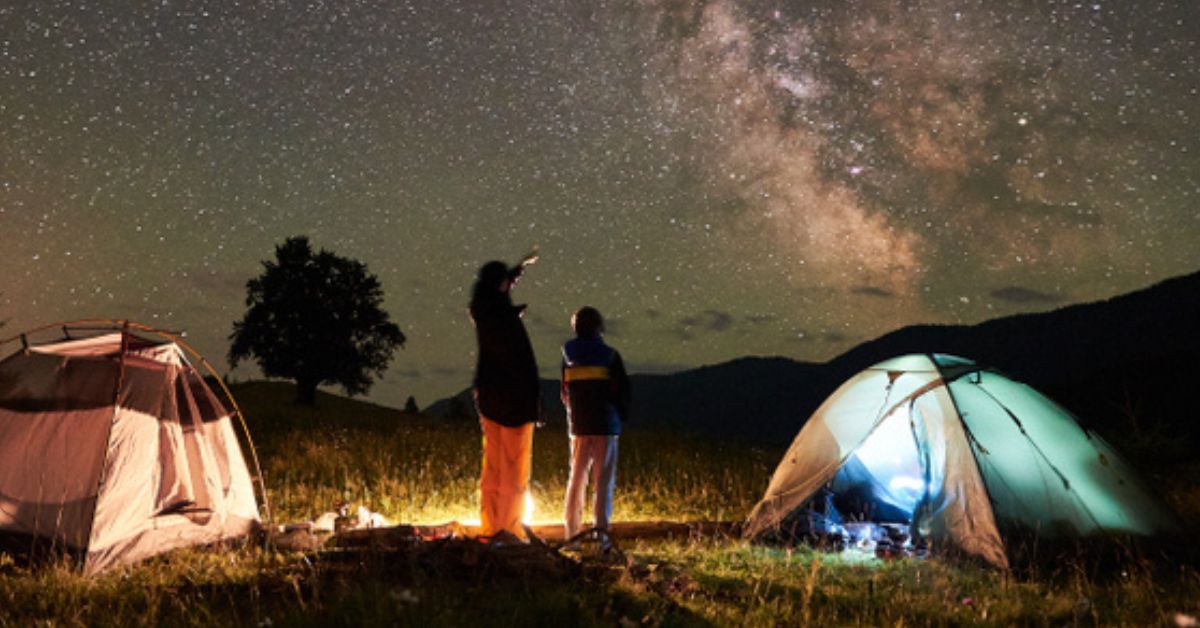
top-left (423, 358), bottom-right (821, 441)
top-left (817, 270), bottom-right (1200, 444)
top-left (427, 268), bottom-right (1200, 445)
top-left (218, 380), bottom-right (428, 447)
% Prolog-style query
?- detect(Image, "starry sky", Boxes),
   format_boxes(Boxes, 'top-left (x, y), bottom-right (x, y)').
top-left (2, 0), bottom-right (1198, 408)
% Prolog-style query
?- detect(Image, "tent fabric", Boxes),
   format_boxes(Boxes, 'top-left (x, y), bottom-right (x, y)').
top-left (745, 354), bottom-right (1179, 568)
top-left (0, 331), bottom-right (259, 573)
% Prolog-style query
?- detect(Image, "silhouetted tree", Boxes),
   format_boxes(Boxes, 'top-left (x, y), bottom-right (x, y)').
top-left (229, 236), bottom-right (405, 405)
top-left (404, 396), bottom-right (419, 414)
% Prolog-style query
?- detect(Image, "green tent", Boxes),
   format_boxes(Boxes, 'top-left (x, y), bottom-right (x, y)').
top-left (745, 354), bottom-right (1181, 568)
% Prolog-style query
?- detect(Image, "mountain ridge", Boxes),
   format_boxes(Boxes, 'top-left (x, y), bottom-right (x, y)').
top-left (426, 269), bottom-right (1200, 444)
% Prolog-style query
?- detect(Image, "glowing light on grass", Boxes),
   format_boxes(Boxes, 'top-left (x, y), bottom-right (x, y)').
top-left (448, 490), bottom-right (534, 529)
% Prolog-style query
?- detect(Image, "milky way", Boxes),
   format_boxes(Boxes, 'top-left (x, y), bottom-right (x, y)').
top-left (2, 0), bottom-right (1197, 407)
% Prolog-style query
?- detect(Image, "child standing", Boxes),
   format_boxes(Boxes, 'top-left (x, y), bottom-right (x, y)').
top-left (561, 306), bottom-right (631, 542)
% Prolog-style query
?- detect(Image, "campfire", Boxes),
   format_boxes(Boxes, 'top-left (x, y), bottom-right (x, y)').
top-left (524, 490), bottom-right (536, 525)
top-left (456, 489), bottom-right (538, 528)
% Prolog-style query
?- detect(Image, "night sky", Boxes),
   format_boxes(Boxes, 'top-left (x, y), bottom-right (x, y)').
top-left (2, 1), bottom-right (1198, 408)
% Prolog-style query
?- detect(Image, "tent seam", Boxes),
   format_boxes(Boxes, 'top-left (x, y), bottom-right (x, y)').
top-left (970, 380), bottom-right (1107, 534)
top-left (935, 357), bottom-right (1012, 568)
top-left (81, 321), bottom-right (130, 568)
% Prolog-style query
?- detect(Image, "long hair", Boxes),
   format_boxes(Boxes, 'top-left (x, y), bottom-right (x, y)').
top-left (471, 260), bottom-right (510, 308)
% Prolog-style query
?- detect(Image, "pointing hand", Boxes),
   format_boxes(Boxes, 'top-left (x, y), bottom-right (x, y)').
top-left (521, 245), bottom-right (540, 267)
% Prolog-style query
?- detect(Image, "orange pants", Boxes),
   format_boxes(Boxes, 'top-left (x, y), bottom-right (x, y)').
top-left (479, 416), bottom-right (534, 538)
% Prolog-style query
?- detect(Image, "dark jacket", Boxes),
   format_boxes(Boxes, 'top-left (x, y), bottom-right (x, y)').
top-left (560, 336), bottom-right (630, 436)
top-left (470, 290), bottom-right (540, 427)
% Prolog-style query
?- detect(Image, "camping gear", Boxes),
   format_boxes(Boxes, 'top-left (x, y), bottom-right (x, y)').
top-left (745, 354), bottom-right (1181, 568)
top-left (0, 322), bottom-right (263, 573)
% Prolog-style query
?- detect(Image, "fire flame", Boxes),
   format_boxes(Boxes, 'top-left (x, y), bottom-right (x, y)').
top-left (523, 489), bottom-right (535, 525)
top-left (457, 489), bottom-right (536, 528)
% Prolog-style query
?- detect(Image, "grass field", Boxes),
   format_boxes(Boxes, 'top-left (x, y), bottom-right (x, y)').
top-left (2, 381), bottom-right (1199, 626)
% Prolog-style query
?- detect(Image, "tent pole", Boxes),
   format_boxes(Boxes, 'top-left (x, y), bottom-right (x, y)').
top-left (120, 320), bottom-right (273, 526)
top-left (0, 319), bottom-right (126, 347)
top-left (187, 350), bottom-right (273, 525)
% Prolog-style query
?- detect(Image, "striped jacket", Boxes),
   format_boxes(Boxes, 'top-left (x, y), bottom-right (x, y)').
top-left (560, 337), bottom-right (631, 436)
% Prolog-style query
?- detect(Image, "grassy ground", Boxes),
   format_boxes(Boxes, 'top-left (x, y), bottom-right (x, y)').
top-left (2, 381), bottom-right (1198, 626)
top-left (238, 382), bottom-right (778, 526)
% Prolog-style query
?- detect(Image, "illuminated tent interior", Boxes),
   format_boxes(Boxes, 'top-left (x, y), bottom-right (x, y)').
top-left (0, 324), bottom-right (261, 573)
top-left (744, 354), bottom-right (1181, 568)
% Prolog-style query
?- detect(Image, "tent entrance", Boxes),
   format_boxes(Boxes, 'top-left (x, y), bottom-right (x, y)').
top-left (803, 403), bottom-right (934, 554)
top-left (830, 403), bottom-right (927, 524)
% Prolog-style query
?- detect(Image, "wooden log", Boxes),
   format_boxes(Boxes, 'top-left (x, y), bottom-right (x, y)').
top-left (333, 522), bottom-right (465, 548)
top-left (332, 520), bottom-right (743, 550)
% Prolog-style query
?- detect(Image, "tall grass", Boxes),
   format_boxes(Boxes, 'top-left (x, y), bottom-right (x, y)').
top-left (238, 382), bottom-right (780, 525)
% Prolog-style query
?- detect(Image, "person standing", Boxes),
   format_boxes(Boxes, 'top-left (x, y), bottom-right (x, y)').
top-left (561, 306), bottom-right (631, 544)
top-left (469, 251), bottom-right (540, 539)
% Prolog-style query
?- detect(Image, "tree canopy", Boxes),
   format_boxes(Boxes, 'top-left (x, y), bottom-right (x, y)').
top-left (229, 236), bottom-right (405, 405)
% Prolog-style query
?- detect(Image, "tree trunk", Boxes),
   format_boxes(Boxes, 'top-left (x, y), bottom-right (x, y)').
top-left (295, 378), bottom-right (318, 405)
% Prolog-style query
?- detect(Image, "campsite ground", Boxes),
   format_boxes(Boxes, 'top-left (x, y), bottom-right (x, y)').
top-left (2, 382), bottom-right (1198, 626)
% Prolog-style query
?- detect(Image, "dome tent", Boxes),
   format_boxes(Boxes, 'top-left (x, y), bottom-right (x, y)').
top-left (744, 354), bottom-right (1181, 568)
top-left (0, 321), bottom-right (264, 573)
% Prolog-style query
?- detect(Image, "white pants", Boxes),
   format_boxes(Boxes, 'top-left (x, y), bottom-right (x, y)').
top-left (563, 435), bottom-right (619, 539)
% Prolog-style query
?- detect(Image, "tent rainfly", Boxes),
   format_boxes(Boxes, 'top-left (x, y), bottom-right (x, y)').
top-left (744, 354), bottom-right (1181, 568)
top-left (0, 325), bottom-right (261, 573)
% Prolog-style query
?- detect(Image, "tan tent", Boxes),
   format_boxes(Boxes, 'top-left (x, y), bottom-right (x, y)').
top-left (0, 323), bottom-right (262, 573)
